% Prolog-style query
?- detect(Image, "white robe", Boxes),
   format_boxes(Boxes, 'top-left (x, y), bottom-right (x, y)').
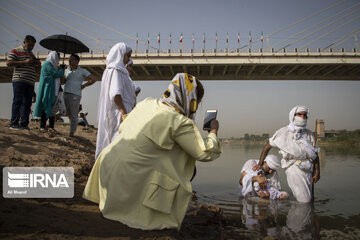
top-left (95, 69), bottom-right (135, 160)
top-left (252, 173), bottom-right (285, 200)
top-left (95, 43), bottom-right (135, 160)
top-left (269, 127), bottom-right (318, 203)
top-left (239, 159), bottom-right (282, 198)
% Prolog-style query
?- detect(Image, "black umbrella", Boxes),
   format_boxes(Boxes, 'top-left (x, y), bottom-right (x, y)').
top-left (40, 34), bottom-right (89, 63)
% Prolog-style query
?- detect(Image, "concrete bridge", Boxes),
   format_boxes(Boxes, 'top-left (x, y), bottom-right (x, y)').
top-left (0, 49), bottom-right (359, 82)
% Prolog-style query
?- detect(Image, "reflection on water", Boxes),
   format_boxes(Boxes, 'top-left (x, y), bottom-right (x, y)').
top-left (192, 144), bottom-right (360, 239)
top-left (237, 198), bottom-right (320, 239)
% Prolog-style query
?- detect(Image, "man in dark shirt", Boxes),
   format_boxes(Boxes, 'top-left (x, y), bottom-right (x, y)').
top-left (7, 35), bottom-right (41, 130)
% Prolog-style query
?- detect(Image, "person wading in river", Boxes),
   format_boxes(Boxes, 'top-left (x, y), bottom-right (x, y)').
top-left (254, 105), bottom-right (320, 203)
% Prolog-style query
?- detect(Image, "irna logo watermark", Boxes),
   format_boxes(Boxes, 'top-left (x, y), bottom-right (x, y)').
top-left (3, 167), bottom-right (74, 198)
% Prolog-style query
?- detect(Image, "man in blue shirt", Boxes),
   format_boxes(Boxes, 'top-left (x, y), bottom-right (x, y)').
top-left (63, 54), bottom-right (96, 137)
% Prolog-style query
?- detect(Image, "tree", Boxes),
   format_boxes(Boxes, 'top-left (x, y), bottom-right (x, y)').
top-left (244, 134), bottom-right (250, 141)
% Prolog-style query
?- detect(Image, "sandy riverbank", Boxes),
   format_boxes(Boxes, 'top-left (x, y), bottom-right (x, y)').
top-left (0, 119), bottom-right (228, 240)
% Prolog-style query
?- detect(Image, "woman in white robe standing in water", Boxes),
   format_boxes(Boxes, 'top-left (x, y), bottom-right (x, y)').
top-left (95, 42), bottom-right (135, 160)
top-left (255, 105), bottom-right (320, 203)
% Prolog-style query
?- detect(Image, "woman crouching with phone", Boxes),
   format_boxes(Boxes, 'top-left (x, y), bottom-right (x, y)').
top-left (83, 73), bottom-right (222, 230)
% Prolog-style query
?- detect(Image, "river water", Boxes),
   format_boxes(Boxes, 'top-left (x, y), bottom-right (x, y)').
top-left (192, 144), bottom-right (360, 239)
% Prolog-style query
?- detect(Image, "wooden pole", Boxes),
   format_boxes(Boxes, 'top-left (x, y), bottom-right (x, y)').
top-left (312, 119), bottom-right (318, 202)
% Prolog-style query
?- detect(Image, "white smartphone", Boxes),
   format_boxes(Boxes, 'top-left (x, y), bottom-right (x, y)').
top-left (203, 109), bottom-right (217, 131)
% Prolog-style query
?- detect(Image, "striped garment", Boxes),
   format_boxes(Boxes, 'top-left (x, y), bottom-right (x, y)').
top-left (7, 46), bottom-right (37, 85)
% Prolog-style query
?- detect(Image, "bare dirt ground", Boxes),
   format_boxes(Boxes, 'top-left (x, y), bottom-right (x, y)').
top-left (0, 119), bottom-right (229, 240)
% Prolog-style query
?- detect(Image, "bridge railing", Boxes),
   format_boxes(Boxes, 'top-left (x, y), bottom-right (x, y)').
top-left (135, 47), bottom-right (359, 54)
top-left (1, 47), bottom-right (359, 59)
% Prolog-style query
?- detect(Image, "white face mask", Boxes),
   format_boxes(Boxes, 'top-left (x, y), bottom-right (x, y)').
top-left (293, 116), bottom-right (307, 127)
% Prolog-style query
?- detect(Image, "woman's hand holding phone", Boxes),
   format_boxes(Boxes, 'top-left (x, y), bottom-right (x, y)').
top-left (209, 119), bottom-right (219, 135)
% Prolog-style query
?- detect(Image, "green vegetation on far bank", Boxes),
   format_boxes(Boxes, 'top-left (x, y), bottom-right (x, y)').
top-left (318, 129), bottom-right (360, 146)
top-left (317, 130), bottom-right (360, 154)
top-left (221, 130), bottom-right (360, 150)
top-left (220, 133), bottom-right (269, 146)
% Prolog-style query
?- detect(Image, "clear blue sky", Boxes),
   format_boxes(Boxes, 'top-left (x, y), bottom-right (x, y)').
top-left (0, 0), bottom-right (359, 137)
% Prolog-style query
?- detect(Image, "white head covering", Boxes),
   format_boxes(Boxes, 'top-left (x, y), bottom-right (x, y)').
top-left (287, 105), bottom-right (309, 139)
top-left (46, 51), bottom-right (59, 69)
top-left (289, 106), bottom-right (308, 121)
top-left (264, 155), bottom-right (280, 171)
top-left (269, 105), bottom-right (319, 161)
top-left (46, 51), bottom-right (61, 96)
top-left (106, 42), bottom-right (132, 74)
top-left (160, 73), bottom-right (198, 120)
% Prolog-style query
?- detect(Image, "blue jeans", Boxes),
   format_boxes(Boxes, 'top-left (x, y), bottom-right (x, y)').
top-left (11, 82), bottom-right (34, 127)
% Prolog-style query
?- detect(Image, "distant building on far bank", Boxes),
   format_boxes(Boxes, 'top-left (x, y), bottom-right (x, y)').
top-left (316, 120), bottom-right (325, 138)
top-left (316, 119), bottom-right (349, 137)
top-left (325, 129), bottom-right (348, 137)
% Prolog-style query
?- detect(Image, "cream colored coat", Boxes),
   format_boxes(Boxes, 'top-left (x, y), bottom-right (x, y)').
top-left (83, 98), bottom-right (222, 230)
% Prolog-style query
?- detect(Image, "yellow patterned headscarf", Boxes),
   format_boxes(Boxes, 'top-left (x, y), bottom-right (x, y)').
top-left (160, 73), bottom-right (198, 120)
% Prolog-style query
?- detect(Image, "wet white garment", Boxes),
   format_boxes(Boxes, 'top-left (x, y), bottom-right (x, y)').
top-left (268, 187), bottom-right (287, 200)
top-left (253, 181), bottom-right (285, 200)
top-left (269, 127), bottom-right (317, 169)
top-left (239, 159), bottom-right (282, 197)
top-left (285, 163), bottom-right (313, 202)
top-left (95, 43), bottom-right (135, 160)
top-left (242, 169), bottom-right (286, 200)
top-left (241, 168), bottom-right (260, 197)
top-left (269, 105), bottom-right (319, 203)
top-left (46, 51), bottom-right (60, 96)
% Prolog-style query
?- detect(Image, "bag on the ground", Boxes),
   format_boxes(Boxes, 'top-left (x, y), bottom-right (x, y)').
top-left (52, 91), bottom-right (66, 116)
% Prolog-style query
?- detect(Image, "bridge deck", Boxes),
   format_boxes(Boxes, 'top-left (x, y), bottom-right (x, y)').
top-left (0, 51), bottom-right (359, 82)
